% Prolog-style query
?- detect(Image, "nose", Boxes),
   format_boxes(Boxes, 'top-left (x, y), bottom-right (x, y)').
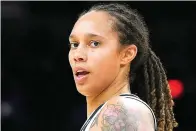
top-left (73, 48), bottom-right (87, 62)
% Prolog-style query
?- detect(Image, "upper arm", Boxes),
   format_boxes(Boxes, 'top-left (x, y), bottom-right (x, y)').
top-left (90, 97), bottom-right (155, 131)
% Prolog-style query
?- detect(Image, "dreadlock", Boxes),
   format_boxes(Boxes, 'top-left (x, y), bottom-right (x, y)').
top-left (79, 2), bottom-right (178, 131)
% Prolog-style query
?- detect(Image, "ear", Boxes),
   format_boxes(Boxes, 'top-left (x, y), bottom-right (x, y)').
top-left (120, 44), bottom-right (137, 65)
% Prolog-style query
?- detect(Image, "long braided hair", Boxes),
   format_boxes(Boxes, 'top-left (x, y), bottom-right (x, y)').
top-left (79, 2), bottom-right (178, 131)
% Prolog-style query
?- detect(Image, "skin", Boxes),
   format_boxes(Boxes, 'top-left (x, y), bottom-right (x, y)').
top-left (90, 96), bottom-right (155, 131)
top-left (68, 11), bottom-right (154, 130)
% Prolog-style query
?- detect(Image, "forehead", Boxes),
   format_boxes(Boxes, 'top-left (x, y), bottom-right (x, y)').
top-left (70, 11), bottom-right (116, 38)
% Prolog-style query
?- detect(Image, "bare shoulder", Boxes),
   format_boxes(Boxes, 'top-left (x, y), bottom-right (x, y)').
top-left (90, 95), bottom-right (155, 131)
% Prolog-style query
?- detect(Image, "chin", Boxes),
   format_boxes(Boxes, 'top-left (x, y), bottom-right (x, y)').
top-left (76, 84), bottom-right (99, 97)
top-left (76, 85), bottom-right (90, 96)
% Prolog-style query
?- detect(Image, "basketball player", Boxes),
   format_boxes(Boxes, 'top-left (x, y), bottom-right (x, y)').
top-left (68, 3), bottom-right (178, 131)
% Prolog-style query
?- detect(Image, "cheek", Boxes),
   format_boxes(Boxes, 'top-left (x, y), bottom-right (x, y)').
top-left (90, 48), bottom-right (120, 79)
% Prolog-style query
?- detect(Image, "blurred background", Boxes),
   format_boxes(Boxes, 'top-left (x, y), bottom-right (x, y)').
top-left (1, 1), bottom-right (196, 131)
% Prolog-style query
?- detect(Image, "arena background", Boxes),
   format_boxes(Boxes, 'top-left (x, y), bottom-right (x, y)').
top-left (1, 1), bottom-right (196, 131)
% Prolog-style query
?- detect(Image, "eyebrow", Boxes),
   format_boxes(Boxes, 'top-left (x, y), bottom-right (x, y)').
top-left (69, 33), bottom-right (106, 40)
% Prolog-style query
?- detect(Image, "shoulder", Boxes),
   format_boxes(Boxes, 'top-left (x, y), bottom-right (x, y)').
top-left (90, 95), bottom-right (155, 131)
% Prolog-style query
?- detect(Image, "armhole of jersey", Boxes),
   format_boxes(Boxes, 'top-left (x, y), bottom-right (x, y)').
top-left (80, 103), bottom-right (105, 131)
top-left (120, 93), bottom-right (157, 131)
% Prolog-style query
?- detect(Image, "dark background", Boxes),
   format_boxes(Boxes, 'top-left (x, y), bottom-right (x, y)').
top-left (1, 1), bottom-right (196, 131)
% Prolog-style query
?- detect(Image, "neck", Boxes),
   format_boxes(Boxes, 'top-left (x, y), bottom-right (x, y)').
top-left (86, 81), bottom-right (130, 118)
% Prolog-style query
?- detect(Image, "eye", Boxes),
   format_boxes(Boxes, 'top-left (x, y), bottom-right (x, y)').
top-left (90, 41), bottom-right (100, 47)
top-left (69, 42), bottom-right (79, 49)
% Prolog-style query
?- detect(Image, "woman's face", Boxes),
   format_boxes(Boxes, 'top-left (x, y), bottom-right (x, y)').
top-left (68, 11), bottom-right (122, 96)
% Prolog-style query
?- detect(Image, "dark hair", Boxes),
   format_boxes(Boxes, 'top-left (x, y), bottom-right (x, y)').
top-left (79, 2), bottom-right (178, 131)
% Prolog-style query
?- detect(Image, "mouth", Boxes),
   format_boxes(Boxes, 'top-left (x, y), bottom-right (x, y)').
top-left (73, 67), bottom-right (90, 83)
top-left (75, 70), bottom-right (90, 78)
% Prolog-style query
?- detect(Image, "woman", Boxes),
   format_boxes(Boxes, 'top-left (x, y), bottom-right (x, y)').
top-left (68, 2), bottom-right (178, 131)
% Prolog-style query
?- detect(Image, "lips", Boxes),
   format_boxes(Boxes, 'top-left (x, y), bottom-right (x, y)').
top-left (75, 70), bottom-right (90, 77)
top-left (73, 67), bottom-right (90, 83)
